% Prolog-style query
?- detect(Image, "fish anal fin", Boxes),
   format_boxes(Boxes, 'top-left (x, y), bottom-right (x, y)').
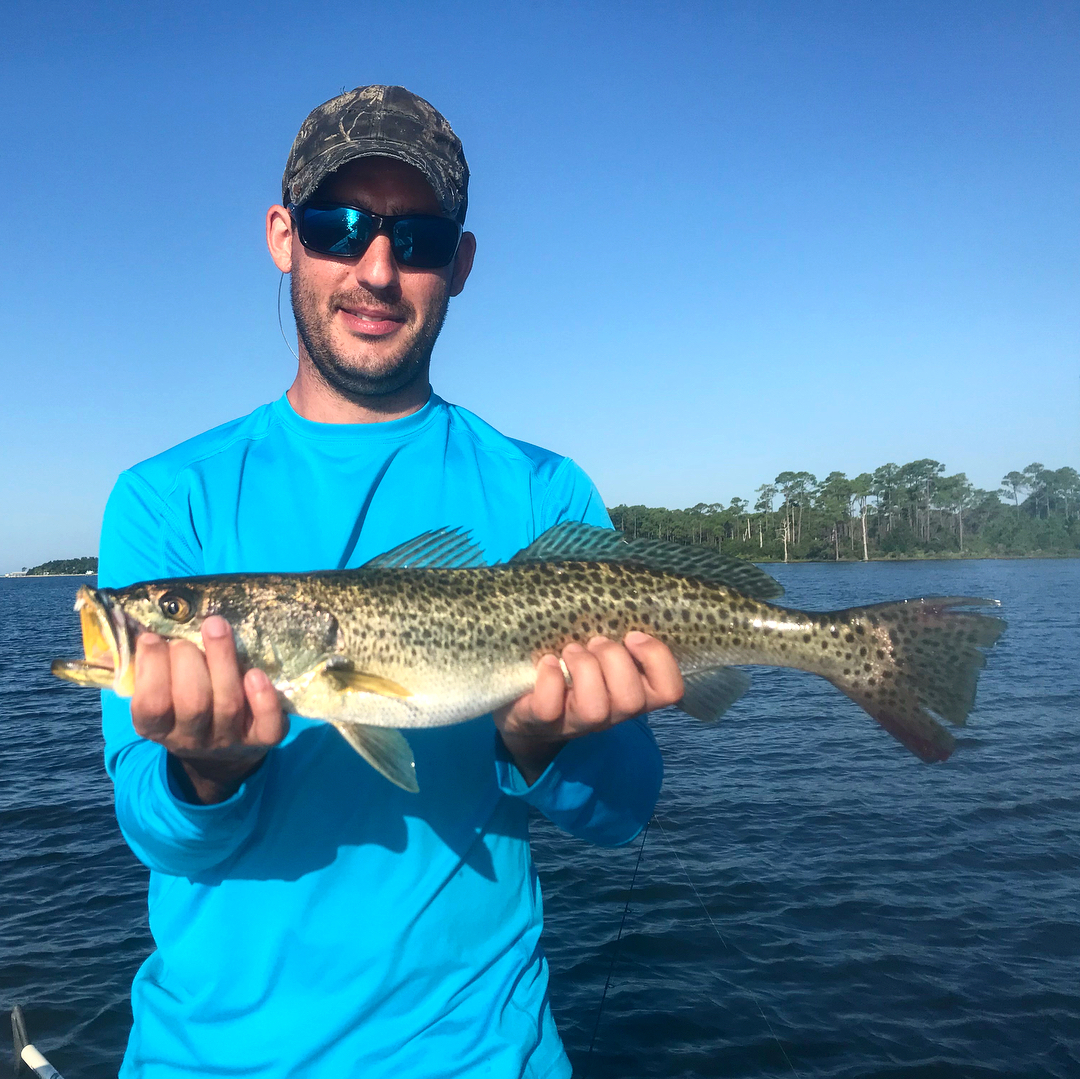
top-left (331, 722), bottom-right (419, 792)
top-left (509, 522), bottom-right (783, 600)
top-left (678, 666), bottom-right (752, 723)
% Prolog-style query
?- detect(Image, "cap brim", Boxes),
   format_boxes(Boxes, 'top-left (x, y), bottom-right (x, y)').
top-left (287, 140), bottom-right (457, 219)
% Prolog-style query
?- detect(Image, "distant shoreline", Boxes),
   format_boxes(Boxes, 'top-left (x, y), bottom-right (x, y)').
top-left (4, 573), bottom-right (98, 579)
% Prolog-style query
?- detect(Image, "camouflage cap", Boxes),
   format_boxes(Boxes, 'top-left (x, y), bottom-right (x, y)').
top-left (282, 85), bottom-right (469, 224)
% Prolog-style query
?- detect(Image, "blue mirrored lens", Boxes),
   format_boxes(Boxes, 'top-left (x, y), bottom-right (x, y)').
top-left (301, 206), bottom-right (372, 255)
top-left (392, 217), bottom-right (461, 268)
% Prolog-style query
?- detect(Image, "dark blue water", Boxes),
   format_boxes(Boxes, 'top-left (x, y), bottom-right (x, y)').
top-left (1, 563), bottom-right (1078, 1078)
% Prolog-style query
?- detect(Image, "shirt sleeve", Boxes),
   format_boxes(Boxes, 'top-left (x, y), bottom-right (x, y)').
top-left (99, 469), bottom-right (270, 878)
top-left (494, 718), bottom-right (662, 846)
top-left (497, 456), bottom-right (664, 845)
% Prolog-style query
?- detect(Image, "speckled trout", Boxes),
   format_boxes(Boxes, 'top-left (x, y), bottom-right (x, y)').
top-left (52, 522), bottom-right (1005, 791)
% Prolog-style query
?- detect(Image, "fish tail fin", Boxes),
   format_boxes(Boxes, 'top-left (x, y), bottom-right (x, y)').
top-left (824, 597), bottom-right (1006, 763)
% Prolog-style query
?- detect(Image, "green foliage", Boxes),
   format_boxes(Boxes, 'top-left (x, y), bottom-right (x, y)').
top-left (608, 459), bottom-right (1080, 561)
top-left (25, 557), bottom-right (98, 575)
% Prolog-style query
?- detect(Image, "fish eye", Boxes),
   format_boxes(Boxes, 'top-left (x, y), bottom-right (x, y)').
top-left (158, 592), bottom-right (193, 623)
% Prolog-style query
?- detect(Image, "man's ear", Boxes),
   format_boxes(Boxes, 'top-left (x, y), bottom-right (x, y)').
top-left (266, 205), bottom-right (294, 273)
top-left (449, 231), bottom-right (476, 297)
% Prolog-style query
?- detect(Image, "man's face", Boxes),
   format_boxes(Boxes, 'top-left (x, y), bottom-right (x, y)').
top-left (286, 157), bottom-right (471, 400)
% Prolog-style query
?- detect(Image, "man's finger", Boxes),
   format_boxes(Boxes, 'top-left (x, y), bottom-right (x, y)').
top-left (131, 633), bottom-right (175, 739)
top-left (244, 668), bottom-right (289, 746)
top-left (561, 642), bottom-right (610, 730)
top-left (624, 631), bottom-right (684, 710)
top-left (528, 653), bottom-right (570, 726)
top-left (496, 654), bottom-right (565, 734)
top-left (202, 617), bottom-right (248, 737)
top-left (168, 639), bottom-right (214, 746)
top-left (587, 637), bottom-right (646, 721)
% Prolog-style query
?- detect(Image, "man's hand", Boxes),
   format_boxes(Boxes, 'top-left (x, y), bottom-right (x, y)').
top-left (494, 632), bottom-right (683, 785)
top-left (130, 616), bottom-right (288, 805)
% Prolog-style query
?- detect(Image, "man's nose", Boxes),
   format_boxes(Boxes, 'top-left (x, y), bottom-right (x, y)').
top-left (352, 233), bottom-right (398, 292)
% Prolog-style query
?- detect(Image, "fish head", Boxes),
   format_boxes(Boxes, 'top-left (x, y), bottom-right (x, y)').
top-left (51, 580), bottom-right (213, 696)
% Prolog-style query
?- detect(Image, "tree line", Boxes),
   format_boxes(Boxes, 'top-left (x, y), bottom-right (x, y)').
top-left (25, 557), bottom-right (99, 575)
top-left (608, 460), bottom-right (1079, 561)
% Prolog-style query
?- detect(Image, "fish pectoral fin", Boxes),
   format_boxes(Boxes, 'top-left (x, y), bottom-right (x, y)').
top-left (322, 667), bottom-right (412, 698)
top-left (678, 666), bottom-right (752, 724)
top-left (330, 722), bottom-right (419, 793)
top-left (300, 656), bottom-right (412, 698)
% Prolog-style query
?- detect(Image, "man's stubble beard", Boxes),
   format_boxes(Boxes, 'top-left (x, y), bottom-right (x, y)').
top-left (290, 274), bottom-right (449, 402)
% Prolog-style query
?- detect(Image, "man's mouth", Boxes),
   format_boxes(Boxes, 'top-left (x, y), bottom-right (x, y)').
top-left (337, 306), bottom-right (406, 337)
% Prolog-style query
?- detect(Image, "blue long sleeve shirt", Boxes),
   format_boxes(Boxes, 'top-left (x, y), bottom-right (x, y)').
top-left (98, 392), bottom-right (663, 1079)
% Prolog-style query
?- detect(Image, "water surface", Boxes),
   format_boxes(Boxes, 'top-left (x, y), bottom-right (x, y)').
top-left (1, 562), bottom-right (1077, 1077)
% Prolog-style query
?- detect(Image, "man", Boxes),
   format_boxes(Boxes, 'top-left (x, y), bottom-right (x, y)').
top-left (100, 85), bottom-right (683, 1078)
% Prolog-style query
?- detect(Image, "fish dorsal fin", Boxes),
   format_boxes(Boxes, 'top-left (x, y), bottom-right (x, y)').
top-left (510, 522), bottom-right (784, 600)
top-left (678, 666), bottom-right (752, 723)
top-left (330, 722), bottom-right (419, 792)
top-left (362, 528), bottom-right (487, 570)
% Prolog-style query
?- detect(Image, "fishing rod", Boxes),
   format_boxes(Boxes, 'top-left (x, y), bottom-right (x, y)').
top-left (10, 1006), bottom-right (66, 1079)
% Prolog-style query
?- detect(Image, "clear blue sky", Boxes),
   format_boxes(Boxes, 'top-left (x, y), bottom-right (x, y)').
top-left (1, 1), bottom-right (1077, 573)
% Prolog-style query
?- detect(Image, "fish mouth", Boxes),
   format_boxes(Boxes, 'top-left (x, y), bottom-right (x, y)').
top-left (51, 586), bottom-right (135, 695)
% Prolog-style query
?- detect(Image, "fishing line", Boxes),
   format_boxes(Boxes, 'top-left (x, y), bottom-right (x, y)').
top-left (277, 272), bottom-right (300, 362)
top-left (583, 817), bottom-right (650, 1075)
top-left (653, 815), bottom-right (802, 1079)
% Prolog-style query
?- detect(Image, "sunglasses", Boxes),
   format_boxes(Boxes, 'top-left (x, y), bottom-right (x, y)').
top-left (289, 202), bottom-right (463, 269)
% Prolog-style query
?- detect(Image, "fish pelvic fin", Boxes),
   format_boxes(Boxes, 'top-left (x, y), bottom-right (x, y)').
top-left (825, 596), bottom-right (1005, 763)
top-left (330, 722), bottom-right (419, 792)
